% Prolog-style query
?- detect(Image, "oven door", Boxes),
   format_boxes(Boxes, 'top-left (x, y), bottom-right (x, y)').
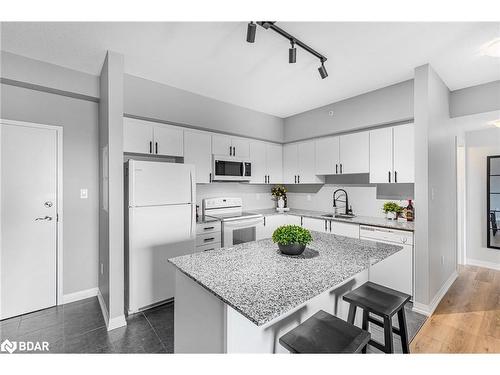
top-left (222, 217), bottom-right (262, 247)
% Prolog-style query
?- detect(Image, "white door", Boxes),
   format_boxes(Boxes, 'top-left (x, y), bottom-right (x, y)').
top-left (123, 118), bottom-right (154, 154)
top-left (283, 144), bottom-right (298, 184)
top-left (340, 132), bottom-right (370, 174)
top-left (249, 141), bottom-right (267, 184)
top-left (369, 127), bottom-right (393, 183)
top-left (315, 136), bottom-right (340, 175)
top-left (266, 143), bottom-right (283, 184)
top-left (184, 130), bottom-right (212, 183)
top-left (393, 124), bottom-right (414, 183)
top-left (130, 161), bottom-right (194, 206)
top-left (1, 123), bottom-right (58, 319)
top-left (231, 138), bottom-right (250, 158)
top-left (212, 134), bottom-right (232, 156)
top-left (153, 124), bottom-right (184, 157)
top-left (298, 141), bottom-right (322, 183)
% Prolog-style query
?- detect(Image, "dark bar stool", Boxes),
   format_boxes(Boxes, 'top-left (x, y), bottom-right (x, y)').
top-left (279, 310), bottom-right (370, 353)
top-left (343, 281), bottom-right (411, 353)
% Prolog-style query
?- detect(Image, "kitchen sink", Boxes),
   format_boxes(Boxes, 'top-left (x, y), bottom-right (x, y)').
top-left (321, 213), bottom-right (356, 219)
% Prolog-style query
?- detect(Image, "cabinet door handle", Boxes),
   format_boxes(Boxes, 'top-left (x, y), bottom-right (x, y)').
top-left (149, 141), bottom-right (152, 154)
top-left (209, 172), bottom-right (212, 183)
top-left (394, 171), bottom-right (397, 183)
top-left (388, 171), bottom-right (391, 183)
top-left (204, 248), bottom-right (215, 252)
top-left (340, 164), bottom-right (343, 174)
top-left (294, 175), bottom-right (297, 184)
top-left (203, 226), bottom-right (215, 230)
top-left (155, 142), bottom-right (158, 154)
top-left (267, 175), bottom-right (269, 183)
top-left (233, 146), bottom-right (236, 156)
top-left (329, 221), bottom-right (332, 232)
top-left (204, 237), bottom-right (215, 242)
top-left (324, 220), bottom-right (327, 231)
top-left (298, 175), bottom-right (300, 183)
top-left (336, 164), bottom-right (338, 174)
top-left (263, 217), bottom-right (266, 226)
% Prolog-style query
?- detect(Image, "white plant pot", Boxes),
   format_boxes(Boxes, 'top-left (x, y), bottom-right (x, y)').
top-left (386, 211), bottom-right (397, 220)
top-left (277, 197), bottom-right (285, 209)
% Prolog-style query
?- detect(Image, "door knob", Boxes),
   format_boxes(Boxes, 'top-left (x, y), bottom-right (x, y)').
top-left (35, 216), bottom-right (53, 221)
top-left (44, 201), bottom-right (53, 208)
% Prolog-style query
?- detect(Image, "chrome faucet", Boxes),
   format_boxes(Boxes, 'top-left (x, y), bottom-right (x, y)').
top-left (333, 189), bottom-right (349, 216)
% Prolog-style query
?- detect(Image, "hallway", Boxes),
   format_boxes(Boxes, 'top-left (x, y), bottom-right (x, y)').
top-left (410, 265), bottom-right (500, 353)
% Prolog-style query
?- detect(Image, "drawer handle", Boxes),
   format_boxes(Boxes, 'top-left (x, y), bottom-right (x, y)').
top-left (204, 248), bottom-right (215, 252)
top-left (204, 237), bottom-right (215, 242)
top-left (204, 226), bottom-right (215, 230)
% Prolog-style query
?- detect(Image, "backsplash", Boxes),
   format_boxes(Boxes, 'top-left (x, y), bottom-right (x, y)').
top-left (196, 183), bottom-right (275, 210)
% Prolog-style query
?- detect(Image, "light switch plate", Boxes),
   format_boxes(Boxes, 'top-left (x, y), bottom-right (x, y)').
top-left (80, 188), bottom-right (88, 199)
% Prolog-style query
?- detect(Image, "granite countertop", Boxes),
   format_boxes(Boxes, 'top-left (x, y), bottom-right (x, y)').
top-left (248, 208), bottom-right (415, 232)
top-left (169, 231), bottom-right (403, 326)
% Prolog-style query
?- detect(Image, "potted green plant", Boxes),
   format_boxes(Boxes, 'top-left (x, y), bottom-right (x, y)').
top-left (271, 185), bottom-right (287, 209)
top-left (272, 225), bottom-right (313, 255)
top-left (383, 201), bottom-right (402, 220)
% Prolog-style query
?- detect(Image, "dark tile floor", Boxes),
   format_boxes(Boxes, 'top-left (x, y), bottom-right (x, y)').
top-left (0, 297), bottom-right (174, 353)
top-left (1, 297), bottom-right (426, 354)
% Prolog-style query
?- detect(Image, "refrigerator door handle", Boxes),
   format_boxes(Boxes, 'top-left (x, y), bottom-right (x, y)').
top-left (190, 171), bottom-right (195, 238)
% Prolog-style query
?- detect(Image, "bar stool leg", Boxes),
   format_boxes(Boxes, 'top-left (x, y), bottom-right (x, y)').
top-left (361, 310), bottom-right (369, 353)
top-left (383, 317), bottom-right (394, 353)
top-left (347, 304), bottom-right (357, 325)
top-left (397, 309), bottom-right (410, 354)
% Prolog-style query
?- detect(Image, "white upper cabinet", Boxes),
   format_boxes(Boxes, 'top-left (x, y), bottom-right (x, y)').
top-left (123, 118), bottom-right (183, 157)
top-left (123, 118), bottom-right (154, 154)
top-left (266, 143), bottom-right (283, 184)
top-left (284, 141), bottom-right (324, 184)
top-left (184, 130), bottom-right (212, 184)
top-left (283, 144), bottom-right (299, 184)
top-left (393, 123), bottom-right (414, 183)
top-left (212, 135), bottom-right (250, 158)
top-left (212, 134), bottom-right (232, 156)
top-left (153, 124), bottom-right (183, 157)
top-left (369, 123), bottom-right (414, 183)
top-left (369, 127), bottom-right (393, 183)
top-left (339, 132), bottom-right (369, 174)
top-left (249, 141), bottom-right (267, 184)
top-left (315, 136), bottom-right (340, 175)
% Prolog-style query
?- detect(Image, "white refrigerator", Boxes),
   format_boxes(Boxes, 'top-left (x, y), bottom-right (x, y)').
top-left (126, 160), bottom-right (196, 313)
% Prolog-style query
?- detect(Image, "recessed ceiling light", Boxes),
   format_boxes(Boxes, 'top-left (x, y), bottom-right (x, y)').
top-left (487, 119), bottom-right (500, 128)
top-left (480, 37), bottom-right (500, 57)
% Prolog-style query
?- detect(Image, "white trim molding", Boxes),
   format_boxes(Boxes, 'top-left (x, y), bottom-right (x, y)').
top-left (412, 270), bottom-right (458, 316)
top-left (97, 288), bottom-right (127, 331)
top-left (62, 287), bottom-right (98, 304)
top-left (466, 258), bottom-right (500, 271)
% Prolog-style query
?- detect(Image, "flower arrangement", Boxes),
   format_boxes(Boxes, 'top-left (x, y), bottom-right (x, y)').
top-left (271, 185), bottom-right (287, 199)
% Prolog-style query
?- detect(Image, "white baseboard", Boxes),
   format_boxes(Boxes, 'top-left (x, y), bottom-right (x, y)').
top-left (466, 258), bottom-right (500, 271)
top-left (62, 287), bottom-right (98, 304)
top-left (97, 289), bottom-right (127, 331)
top-left (412, 270), bottom-right (458, 316)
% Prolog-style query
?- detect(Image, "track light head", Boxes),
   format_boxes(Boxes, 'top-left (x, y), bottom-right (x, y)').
top-left (318, 60), bottom-right (328, 79)
top-left (289, 40), bottom-right (296, 63)
top-left (246, 22), bottom-right (256, 43)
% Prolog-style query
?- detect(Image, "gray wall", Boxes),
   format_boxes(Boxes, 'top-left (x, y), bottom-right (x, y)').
top-left (0, 83), bottom-right (99, 296)
top-left (283, 80), bottom-right (414, 142)
top-left (99, 51), bottom-right (125, 323)
top-left (124, 74), bottom-right (284, 143)
top-left (1, 51), bottom-right (99, 99)
top-left (450, 80), bottom-right (500, 118)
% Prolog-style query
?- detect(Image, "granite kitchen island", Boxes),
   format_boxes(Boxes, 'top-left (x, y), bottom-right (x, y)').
top-left (168, 231), bottom-right (403, 353)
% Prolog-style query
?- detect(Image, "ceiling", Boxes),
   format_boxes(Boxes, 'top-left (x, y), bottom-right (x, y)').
top-left (1, 22), bottom-right (499, 118)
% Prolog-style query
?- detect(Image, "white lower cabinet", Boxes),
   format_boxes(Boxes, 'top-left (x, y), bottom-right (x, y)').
top-left (256, 214), bottom-right (302, 240)
top-left (369, 244), bottom-right (413, 296)
top-left (330, 221), bottom-right (360, 238)
top-left (302, 217), bottom-right (329, 232)
top-left (184, 130), bottom-right (212, 184)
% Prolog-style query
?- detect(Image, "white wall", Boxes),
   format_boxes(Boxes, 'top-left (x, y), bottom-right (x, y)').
top-left (465, 128), bottom-right (500, 268)
top-left (450, 80), bottom-right (500, 118)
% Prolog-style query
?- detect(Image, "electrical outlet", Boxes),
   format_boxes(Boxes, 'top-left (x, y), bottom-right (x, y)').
top-left (80, 188), bottom-right (88, 199)
top-left (307, 194), bottom-right (312, 201)
top-left (441, 255), bottom-right (445, 265)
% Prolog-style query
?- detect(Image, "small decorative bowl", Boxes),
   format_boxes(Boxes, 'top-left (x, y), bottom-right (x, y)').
top-left (278, 243), bottom-right (306, 256)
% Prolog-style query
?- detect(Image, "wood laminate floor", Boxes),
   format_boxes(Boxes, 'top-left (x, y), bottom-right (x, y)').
top-left (410, 265), bottom-right (500, 353)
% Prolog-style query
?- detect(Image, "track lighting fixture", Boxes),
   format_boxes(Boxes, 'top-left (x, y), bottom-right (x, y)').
top-left (289, 40), bottom-right (296, 63)
top-left (246, 21), bottom-right (328, 79)
top-left (246, 22), bottom-right (256, 43)
top-left (318, 60), bottom-right (328, 79)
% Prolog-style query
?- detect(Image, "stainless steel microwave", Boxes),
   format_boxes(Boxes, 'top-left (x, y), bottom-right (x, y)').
top-left (212, 155), bottom-right (251, 181)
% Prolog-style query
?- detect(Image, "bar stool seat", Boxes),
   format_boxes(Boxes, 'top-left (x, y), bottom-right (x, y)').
top-left (343, 282), bottom-right (411, 353)
top-left (279, 310), bottom-right (371, 354)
